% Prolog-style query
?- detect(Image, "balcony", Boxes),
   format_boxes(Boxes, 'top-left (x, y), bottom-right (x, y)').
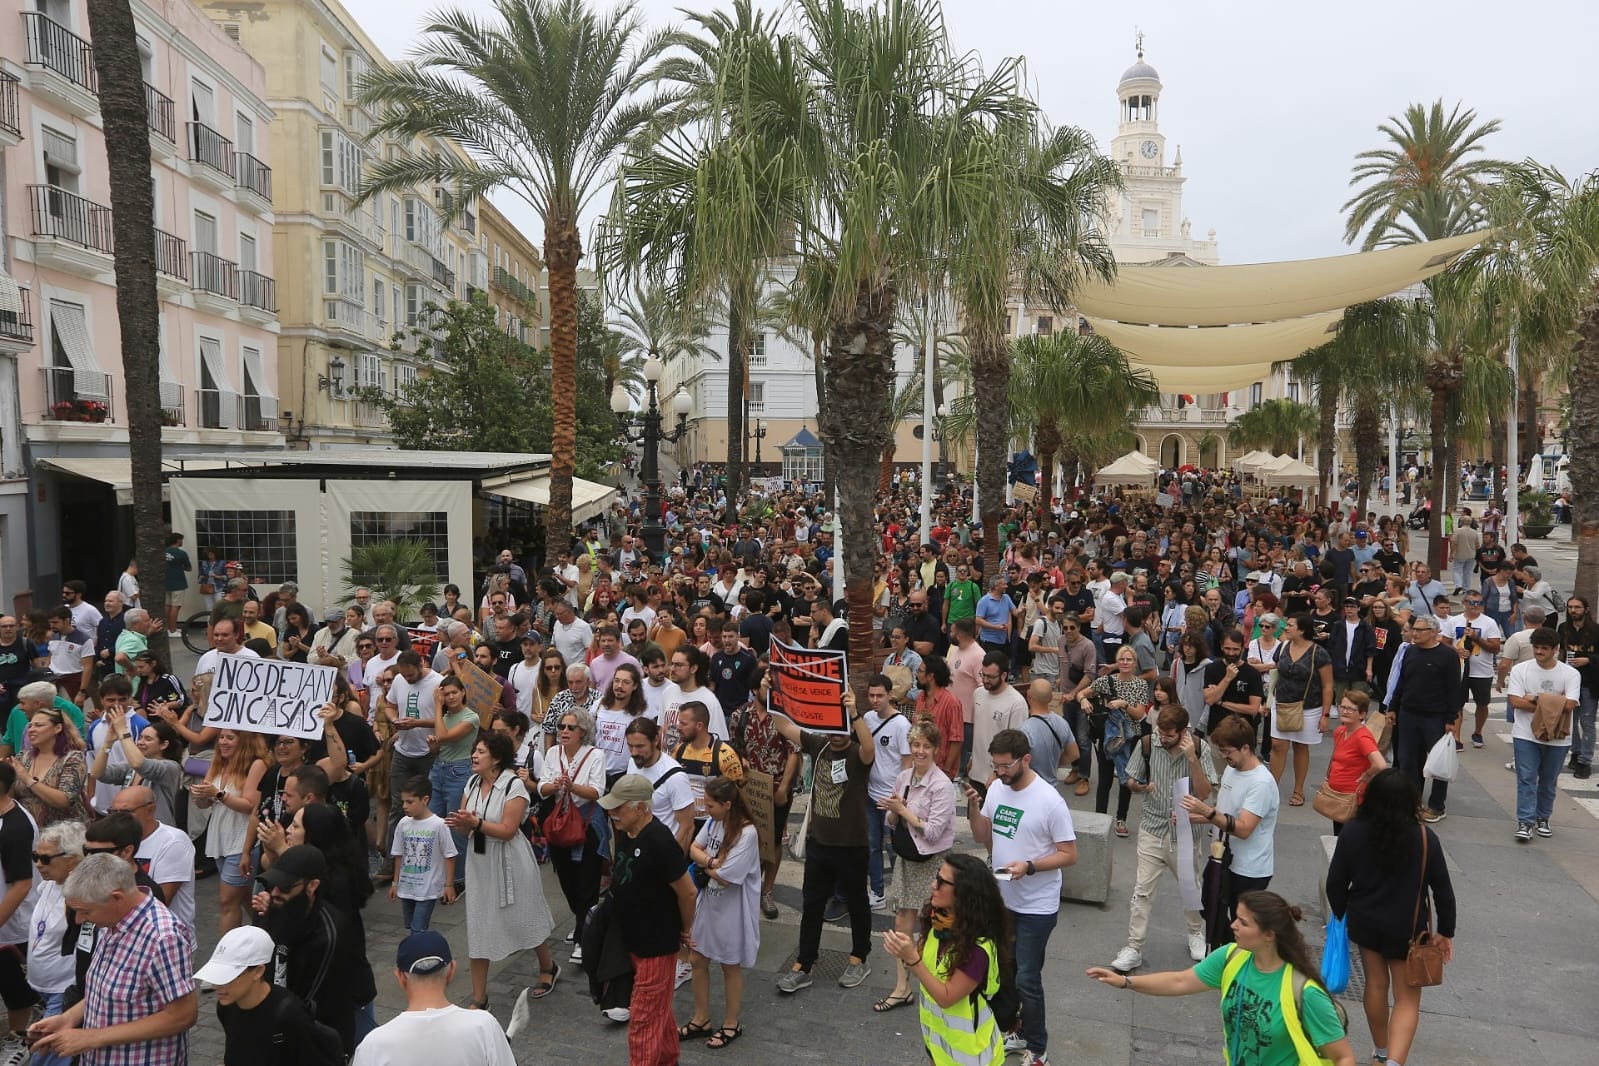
top-left (195, 388), bottom-right (237, 430)
top-left (43, 367), bottom-right (113, 423)
top-left (354, 401), bottom-right (388, 429)
top-left (492, 265), bottom-right (537, 306)
top-left (235, 152), bottom-right (272, 207)
top-left (186, 122), bottom-right (236, 190)
top-left (144, 83), bottom-right (175, 157)
top-left (242, 394), bottom-right (277, 432)
top-left (0, 71), bottom-right (20, 147)
top-left (432, 256), bottom-right (455, 292)
top-left (0, 288), bottom-right (32, 353)
top-left (238, 270), bottom-right (277, 323)
top-left (323, 297), bottom-right (378, 345)
top-left (153, 228), bottom-right (188, 297)
top-left (21, 13), bottom-right (98, 117)
top-left (343, 103), bottom-right (373, 138)
top-left (191, 251), bottom-right (238, 313)
top-left (27, 185), bottom-right (114, 277)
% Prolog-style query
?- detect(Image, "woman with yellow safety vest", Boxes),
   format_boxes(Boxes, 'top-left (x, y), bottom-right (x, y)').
top-left (1087, 890), bottom-right (1356, 1066)
top-left (882, 853), bottom-right (1010, 1066)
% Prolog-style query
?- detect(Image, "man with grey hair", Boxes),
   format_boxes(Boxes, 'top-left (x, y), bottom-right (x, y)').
top-left (368, 601), bottom-right (413, 653)
top-left (1098, 571), bottom-right (1130, 664)
top-left (93, 592), bottom-right (127, 688)
top-left (113, 608), bottom-right (157, 676)
top-left (28, 819), bottom-right (85, 1032)
top-left (31, 854), bottom-right (197, 1065)
top-left (0, 617), bottom-right (26, 722)
top-left (1389, 615), bottom-right (1464, 823)
top-left (311, 606), bottom-right (358, 670)
top-left (550, 597), bottom-right (593, 668)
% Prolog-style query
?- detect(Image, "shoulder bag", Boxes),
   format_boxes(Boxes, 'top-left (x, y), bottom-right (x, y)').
top-left (1274, 644), bottom-right (1316, 733)
top-left (1404, 827), bottom-right (1447, 987)
top-left (1312, 727), bottom-right (1362, 823)
top-left (542, 749), bottom-right (595, 848)
top-left (891, 781), bottom-right (931, 862)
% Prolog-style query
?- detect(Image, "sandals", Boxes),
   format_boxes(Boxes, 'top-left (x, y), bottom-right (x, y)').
top-left (873, 992), bottom-right (915, 1013)
top-left (529, 963), bottom-right (561, 999)
top-left (1114, 820), bottom-right (1129, 838)
top-left (706, 1025), bottom-right (743, 1049)
top-left (678, 1019), bottom-right (715, 1039)
top-left (1289, 792), bottom-right (1305, 807)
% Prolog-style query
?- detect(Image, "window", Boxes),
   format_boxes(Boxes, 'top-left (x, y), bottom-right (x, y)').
top-left (746, 332), bottom-right (766, 367)
top-left (1003, 314), bottom-right (1012, 335)
top-left (1249, 383), bottom-right (1263, 409)
top-left (404, 198), bottom-right (441, 254)
top-left (395, 363), bottom-right (418, 401)
top-left (1286, 382), bottom-right (1300, 403)
top-left (193, 211), bottom-right (218, 255)
top-left (343, 52), bottom-right (368, 103)
top-left (357, 352), bottom-right (387, 393)
top-left (235, 112), bottom-right (254, 156)
top-left (748, 381), bottom-right (765, 413)
top-left (405, 283), bottom-right (425, 327)
top-left (191, 78), bottom-right (214, 125)
top-left (238, 232), bottom-right (256, 272)
top-left (196, 509), bottom-right (297, 583)
top-left (321, 240), bottom-right (364, 300)
top-left (319, 129), bottom-right (364, 194)
top-left (42, 126), bottom-right (80, 193)
top-left (319, 45), bottom-right (338, 94)
top-left (372, 279), bottom-right (386, 323)
top-left (1142, 207), bottom-right (1159, 237)
top-left (136, 35), bottom-right (154, 82)
top-left (1036, 315), bottom-right (1053, 336)
top-left (349, 511), bottom-right (449, 581)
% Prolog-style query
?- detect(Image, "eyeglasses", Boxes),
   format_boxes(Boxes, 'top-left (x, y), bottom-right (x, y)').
top-left (990, 760), bottom-right (1019, 775)
top-left (31, 852), bottom-right (62, 864)
top-left (558, 723), bottom-right (581, 731)
top-left (933, 873), bottom-right (955, 890)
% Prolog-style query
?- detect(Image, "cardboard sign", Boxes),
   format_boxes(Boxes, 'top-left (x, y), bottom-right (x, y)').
top-left (451, 657), bottom-right (504, 729)
top-left (203, 654), bottom-right (337, 740)
top-left (1011, 481), bottom-right (1039, 503)
top-left (769, 639), bottom-right (849, 734)
top-left (407, 627), bottom-right (440, 663)
top-left (742, 768), bottom-right (779, 865)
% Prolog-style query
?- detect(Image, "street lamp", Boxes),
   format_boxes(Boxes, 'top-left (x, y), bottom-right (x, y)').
top-left (613, 356), bottom-right (692, 556)
top-left (935, 402), bottom-right (950, 485)
top-left (751, 418), bottom-right (768, 467)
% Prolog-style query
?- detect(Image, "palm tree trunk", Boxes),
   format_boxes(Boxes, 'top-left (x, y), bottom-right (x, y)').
top-left (821, 276), bottom-right (898, 695)
top-left (86, 0), bottom-right (168, 660)
top-left (1571, 301), bottom-right (1599, 597)
top-left (1317, 385), bottom-right (1338, 507)
top-left (879, 441), bottom-right (897, 493)
top-left (1424, 356), bottom-right (1463, 571)
top-left (1035, 421), bottom-right (1062, 527)
top-left (544, 212), bottom-right (581, 553)
top-left (971, 330), bottom-right (1008, 579)
top-left (1352, 399), bottom-right (1381, 518)
top-left (725, 290), bottom-right (747, 505)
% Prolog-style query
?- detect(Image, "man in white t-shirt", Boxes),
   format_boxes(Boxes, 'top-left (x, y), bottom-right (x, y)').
top-left (112, 785), bottom-right (196, 931)
top-left (639, 649), bottom-right (672, 724)
top-left (965, 728), bottom-right (1077, 1066)
top-left (655, 647), bottom-right (726, 751)
top-left (365, 625), bottom-right (405, 715)
top-left (383, 652), bottom-right (440, 855)
top-left (354, 930), bottom-right (516, 1066)
top-left (507, 634), bottom-right (544, 721)
top-left (1439, 592), bottom-right (1503, 748)
top-left (1182, 713), bottom-right (1279, 925)
top-left (1506, 629), bottom-right (1580, 841)
top-left (862, 676), bottom-right (911, 909)
top-left (626, 719), bottom-right (695, 851)
top-left (968, 651), bottom-right (1028, 786)
top-left (550, 599), bottom-right (594, 672)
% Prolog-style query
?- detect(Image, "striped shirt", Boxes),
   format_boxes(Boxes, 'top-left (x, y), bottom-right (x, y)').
top-left (82, 890), bottom-right (195, 1066)
top-left (1124, 732), bottom-right (1220, 840)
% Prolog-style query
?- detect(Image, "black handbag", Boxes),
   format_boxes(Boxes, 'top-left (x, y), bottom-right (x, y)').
top-left (891, 783), bottom-right (930, 862)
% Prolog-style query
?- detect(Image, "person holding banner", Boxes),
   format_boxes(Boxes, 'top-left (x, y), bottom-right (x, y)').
top-left (727, 666), bottom-right (799, 918)
top-left (773, 691), bottom-right (878, 996)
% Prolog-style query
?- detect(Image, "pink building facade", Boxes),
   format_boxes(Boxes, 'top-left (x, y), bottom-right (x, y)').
top-left (0, 0), bottom-right (282, 602)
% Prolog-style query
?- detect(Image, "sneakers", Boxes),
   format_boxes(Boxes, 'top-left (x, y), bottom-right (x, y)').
top-left (823, 897), bottom-right (849, 922)
top-left (0, 1037), bottom-right (26, 1066)
top-left (565, 929), bottom-right (577, 944)
top-left (1421, 808), bottom-right (1446, 823)
top-left (1536, 818), bottom-right (1553, 838)
top-left (602, 1007), bottom-right (631, 1023)
top-left (1020, 1051), bottom-right (1050, 1065)
top-left (868, 890), bottom-right (887, 912)
top-left (1110, 946), bottom-right (1143, 972)
top-left (1113, 820), bottom-right (1129, 838)
top-left (1074, 778), bottom-right (1091, 796)
top-left (674, 959), bottom-right (693, 989)
top-left (1515, 821), bottom-right (1533, 842)
top-left (570, 944), bottom-right (584, 964)
top-left (838, 961), bottom-right (872, 988)
top-left (1188, 932), bottom-right (1208, 962)
top-left (761, 892), bottom-right (779, 918)
top-left (1004, 1033), bottom-right (1028, 1053)
top-left (1576, 763), bottom-right (1593, 780)
top-left (1471, 733), bottom-right (1484, 748)
top-left (1505, 761), bottom-right (1516, 772)
top-left (776, 967), bottom-right (814, 993)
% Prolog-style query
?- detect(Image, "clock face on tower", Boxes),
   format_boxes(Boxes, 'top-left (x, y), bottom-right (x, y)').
top-left (1140, 140), bottom-right (1158, 159)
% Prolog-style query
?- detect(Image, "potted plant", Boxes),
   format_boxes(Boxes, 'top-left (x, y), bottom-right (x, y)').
top-left (49, 401), bottom-right (76, 422)
top-left (1521, 490), bottom-right (1554, 539)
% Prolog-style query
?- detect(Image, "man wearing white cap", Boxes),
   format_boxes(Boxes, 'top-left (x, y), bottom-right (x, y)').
top-left (354, 931), bottom-right (514, 1066)
top-left (195, 926), bottom-right (341, 1066)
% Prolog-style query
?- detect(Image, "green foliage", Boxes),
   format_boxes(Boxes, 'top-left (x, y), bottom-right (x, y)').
top-left (341, 541), bottom-right (441, 616)
top-left (354, 291), bottom-right (621, 480)
top-left (1228, 398), bottom-right (1319, 456)
top-left (1520, 490), bottom-right (1553, 526)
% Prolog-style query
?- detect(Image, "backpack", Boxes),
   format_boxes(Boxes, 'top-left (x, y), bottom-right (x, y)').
top-left (1219, 945), bottom-right (1348, 1065)
top-left (270, 989), bottom-right (346, 1066)
top-left (966, 939), bottom-right (1021, 1033)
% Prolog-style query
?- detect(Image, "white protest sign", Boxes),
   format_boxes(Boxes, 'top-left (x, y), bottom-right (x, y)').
top-left (203, 653), bottom-right (337, 740)
top-left (1172, 777), bottom-right (1204, 912)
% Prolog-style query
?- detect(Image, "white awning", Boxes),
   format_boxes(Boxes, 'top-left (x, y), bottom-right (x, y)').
top-left (36, 457), bottom-right (230, 505)
top-left (490, 473), bottom-right (619, 524)
top-left (0, 266), bottom-right (21, 316)
top-left (243, 347), bottom-right (278, 419)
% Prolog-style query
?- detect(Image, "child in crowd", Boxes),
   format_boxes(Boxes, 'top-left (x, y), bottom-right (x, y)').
top-left (389, 776), bottom-right (457, 933)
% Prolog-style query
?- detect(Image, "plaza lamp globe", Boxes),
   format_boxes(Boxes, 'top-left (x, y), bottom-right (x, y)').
top-left (609, 384), bottom-right (632, 415)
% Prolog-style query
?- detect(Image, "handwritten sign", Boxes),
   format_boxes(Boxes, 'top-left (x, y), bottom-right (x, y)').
top-left (1011, 481), bottom-right (1039, 503)
top-left (203, 654), bottom-right (337, 740)
top-left (769, 639), bottom-right (849, 734)
top-left (742, 768), bottom-right (779, 865)
top-left (452, 657), bottom-right (504, 730)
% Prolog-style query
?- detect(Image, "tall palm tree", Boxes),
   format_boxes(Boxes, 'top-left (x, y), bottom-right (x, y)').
top-left (610, 279), bottom-right (717, 390)
top-left (1329, 300), bottom-right (1431, 514)
top-left (359, 0), bottom-right (675, 554)
top-left (879, 369), bottom-right (925, 491)
top-left (950, 117), bottom-right (1121, 577)
top-left (1343, 99), bottom-right (1507, 567)
top-left (1004, 333), bottom-right (1158, 522)
top-left (1227, 398), bottom-right (1318, 457)
top-left (85, 0), bottom-right (168, 653)
top-left (611, 0), bottom-right (1032, 692)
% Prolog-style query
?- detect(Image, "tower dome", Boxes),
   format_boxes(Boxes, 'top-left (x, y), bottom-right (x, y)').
top-left (1119, 58), bottom-right (1160, 86)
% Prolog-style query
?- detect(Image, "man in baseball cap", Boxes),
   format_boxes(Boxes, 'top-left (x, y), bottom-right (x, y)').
top-left (196, 926), bottom-right (341, 1062)
top-left (356, 931), bottom-right (515, 1065)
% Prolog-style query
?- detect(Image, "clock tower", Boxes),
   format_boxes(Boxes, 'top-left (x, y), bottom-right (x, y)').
top-left (1103, 37), bottom-right (1218, 266)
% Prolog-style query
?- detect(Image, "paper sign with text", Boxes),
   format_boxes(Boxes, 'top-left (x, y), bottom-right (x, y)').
top-left (451, 657), bottom-right (504, 729)
top-left (203, 654), bottom-right (337, 740)
top-left (742, 769), bottom-right (780, 865)
top-left (769, 639), bottom-right (849, 734)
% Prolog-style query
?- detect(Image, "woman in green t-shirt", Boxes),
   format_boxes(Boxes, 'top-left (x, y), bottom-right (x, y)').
top-left (430, 674), bottom-right (484, 889)
top-left (1087, 890), bottom-right (1355, 1066)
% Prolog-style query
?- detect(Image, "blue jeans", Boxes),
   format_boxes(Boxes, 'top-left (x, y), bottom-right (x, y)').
top-left (429, 757), bottom-right (471, 880)
top-left (1011, 909), bottom-right (1058, 1055)
top-left (1394, 712), bottom-right (1449, 812)
top-left (1574, 687), bottom-right (1597, 766)
top-left (354, 1000), bottom-right (376, 1045)
top-left (401, 896), bottom-right (438, 934)
top-left (1513, 738), bottom-right (1565, 823)
top-left (31, 992), bottom-right (71, 1066)
top-left (866, 803), bottom-right (890, 897)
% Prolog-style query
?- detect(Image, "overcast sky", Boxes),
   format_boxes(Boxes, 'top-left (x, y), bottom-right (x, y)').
top-left (342, 0), bottom-right (1599, 267)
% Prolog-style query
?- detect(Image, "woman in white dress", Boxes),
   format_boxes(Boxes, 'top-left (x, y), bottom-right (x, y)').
top-left (679, 776), bottom-right (762, 1050)
top-left (446, 731), bottom-right (556, 1011)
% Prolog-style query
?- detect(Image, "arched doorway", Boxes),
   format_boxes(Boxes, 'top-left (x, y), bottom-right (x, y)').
top-left (1160, 434), bottom-right (1183, 469)
top-left (1199, 435), bottom-right (1220, 470)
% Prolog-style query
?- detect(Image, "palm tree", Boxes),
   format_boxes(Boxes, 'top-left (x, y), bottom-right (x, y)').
top-left (610, 279), bottom-right (717, 396)
top-left (1343, 99), bottom-right (1508, 567)
top-left (1328, 300), bottom-right (1431, 514)
top-left (342, 541), bottom-right (442, 616)
top-left (84, 0), bottom-right (168, 655)
top-left (879, 369), bottom-right (925, 491)
top-left (1227, 398), bottom-right (1318, 457)
top-left (359, 0), bottom-right (675, 555)
top-left (1004, 333), bottom-right (1158, 522)
top-left (950, 117), bottom-right (1121, 577)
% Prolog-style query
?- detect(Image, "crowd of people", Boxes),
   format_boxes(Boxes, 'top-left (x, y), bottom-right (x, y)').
top-left (0, 463), bottom-right (1585, 1066)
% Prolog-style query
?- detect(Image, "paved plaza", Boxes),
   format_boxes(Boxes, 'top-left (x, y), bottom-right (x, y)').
top-left (173, 530), bottom-right (1598, 1066)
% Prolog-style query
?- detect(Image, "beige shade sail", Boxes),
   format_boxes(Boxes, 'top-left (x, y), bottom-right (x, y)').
top-left (1142, 362), bottom-right (1283, 392)
top-left (1073, 230), bottom-right (1486, 327)
top-left (1086, 309), bottom-right (1344, 367)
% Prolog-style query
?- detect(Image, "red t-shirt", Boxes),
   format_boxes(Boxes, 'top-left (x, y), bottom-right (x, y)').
top-left (1326, 723), bottom-right (1380, 793)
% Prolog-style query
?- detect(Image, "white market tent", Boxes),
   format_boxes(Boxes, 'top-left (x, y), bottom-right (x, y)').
top-left (1257, 455), bottom-right (1320, 486)
top-left (1096, 451), bottom-right (1161, 485)
top-left (1232, 450), bottom-right (1277, 473)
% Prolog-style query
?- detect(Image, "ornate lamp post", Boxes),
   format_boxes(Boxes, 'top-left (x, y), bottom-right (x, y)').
top-left (612, 355), bottom-right (692, 557)
top-left (752, 418), bottom-right (768, 467)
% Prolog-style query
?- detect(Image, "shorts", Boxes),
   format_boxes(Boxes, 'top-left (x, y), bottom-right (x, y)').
top-left (218, 852), bottom-right (253, 887)
top-left (1464, 676), bottom-right (1492, 708)
top-left (0, 944), bottom-right (41, 1010)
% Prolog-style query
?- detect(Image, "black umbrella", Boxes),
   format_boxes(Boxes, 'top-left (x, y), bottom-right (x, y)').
top-left (1200, 834), bottom-right (1234, 951)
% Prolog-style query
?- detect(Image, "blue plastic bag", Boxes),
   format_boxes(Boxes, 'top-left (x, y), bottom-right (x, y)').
top-left (1321, 914), bottom-right (1351, 994)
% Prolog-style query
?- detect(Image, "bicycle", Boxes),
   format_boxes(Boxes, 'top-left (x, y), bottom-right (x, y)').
top-left (178, 610), bottom-right (212, 655)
